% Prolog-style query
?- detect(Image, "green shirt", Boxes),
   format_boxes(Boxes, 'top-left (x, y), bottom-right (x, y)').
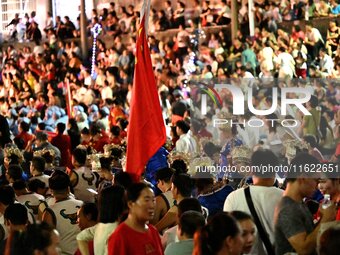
top-left (303, 108), bottom-right (321, 137)
top-left (164, 239), bottom-right (194, 255)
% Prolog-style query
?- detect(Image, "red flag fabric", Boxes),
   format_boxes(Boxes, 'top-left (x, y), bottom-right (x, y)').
top-left (125, 16), bottom-right (167, 182)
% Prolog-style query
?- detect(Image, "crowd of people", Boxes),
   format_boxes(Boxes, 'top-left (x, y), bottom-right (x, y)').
top-left (0, 0), bottom-right (339, 255)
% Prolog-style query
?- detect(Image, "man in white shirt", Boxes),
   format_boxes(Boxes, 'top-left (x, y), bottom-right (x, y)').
top-left (319, 47), bottom-right (334, 76)
top-left (276, 47), bottom-right (295, 79)
top-left (175, 120), bottom-right (198, 156)
top-left (224, 149), bottom-right (283, 255)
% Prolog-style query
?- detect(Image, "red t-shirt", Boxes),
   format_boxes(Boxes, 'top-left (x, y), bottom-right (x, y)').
top-left (107, 223), bottom-right (163, 255)
top-left (335, 142), bottom-right (340, 157)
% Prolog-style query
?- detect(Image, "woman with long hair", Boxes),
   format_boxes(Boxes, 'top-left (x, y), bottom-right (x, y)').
top-left (77, 185), bottom-right (127, 255)
top-left (193, 212), bottom-right (244, 255)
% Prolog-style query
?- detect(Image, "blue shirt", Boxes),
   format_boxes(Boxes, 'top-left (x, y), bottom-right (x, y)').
top-left (198, 184), bottom-right (234, 216)
top-left (219, 137), bottom-right (243, 179)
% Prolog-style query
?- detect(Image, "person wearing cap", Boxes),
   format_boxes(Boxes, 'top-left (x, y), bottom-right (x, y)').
top-left (42, 170), bottom-right (83, 255)
top-left (33, 132), bottom-right (61, 167)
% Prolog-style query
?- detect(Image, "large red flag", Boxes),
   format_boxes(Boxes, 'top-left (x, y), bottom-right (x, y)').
top-left (125, 15), bottom-right (167, 182)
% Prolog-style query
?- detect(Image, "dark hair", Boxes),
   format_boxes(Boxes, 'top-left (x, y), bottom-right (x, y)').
top-left (0, 114), bottom-right (11, 148)
top-left (178, 198), bottom-right (202, 217)
top-left (8, 164), bottom-right (23, 181)
top-left (100, 156), bottom-right (114, 171)
top-left (251, 149), bottom-right (279, 178)
top-left (109, 147), bottom-right (124, 160)
top-left (14, 137), bottom-right (25, 150)
top-left (28, 179), bottom-right (46, 192)
top-left (114, 171), bottom-right (133, 189)
top-left (287, 153), bottom-right (320, 182)
top-left (13, 179), bottom-right (27, 190)
top-left (303, 135), bottom-right (318, 148)
top-left (155, 168), bottom-right (175, 183)
top-left (319, 226), bottom-right (340, 255)
top-left (99, 185), bottom-right (127, 223)
top-left (0, 185), bottom-right (16, 205)
top-left (4, 203), bottom-right (28, 225)
top-left (56, 123), bottom-right (66, 134)
top-left (31, 156), bottom-right (46, 173)
top-left (39, 150), bottom-right (54, 164)
top-left (179, 211), bottom-right (205, 238)
top-left (309, 95), bottom-right (319, 108)
top-left (195, 177), bottom-right (214, 194)
top-left (195, 212), bottom-right (240, 255)
top-left (49, 170), bottom-right (70, 191)
top-left (176, 120), bottom-right (190, 134)
top-left (72, 147), bottom-right (87, 165)
top-left (20, 121), bottom-right (30, 132)
top-left (118, 118), bottom-right (128, 129)
top-left (38, 122), bottom-right (46, 131)
top-left (36, 131), bottom-right (48, 141)
top-left (126, 182), bottom-right (152, 202)
top-left (110, 125), bottom-right (121, 136)
top-left (89, 123), bottom-right (102, 136)
top-left (23, 222), bottom-right (56, 254)
top-left (6, 153), bottom-right (21, 165)
top-left (81, 202), bottom-right (98, 222)
top-left (230, 211), bottom-right (252, 222)
top-left (171, 159), bottom-right (188, 174)
top-left (171, 173), bottom-right (194, 197)
top-left (81, 127), bottom-right (90, 135)
top-left (68, 118), bottom-right (79, 132)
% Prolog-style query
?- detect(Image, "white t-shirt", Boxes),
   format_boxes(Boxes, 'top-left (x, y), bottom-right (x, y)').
top-left (175, 133), bottom-right (198, 155)
top-left (47, 198), bottom-right (83, 255)
top-left (77, 222), bottom-right (118, 255)
top-left (161, 225), bottom-right (178, 249)
top-left (30, 174), bottom-right (50, 188)
top-left (277, 52), bottom-right (295, 76)
top-left (16, 192), bottom-right (45, 220)
top-left (261, 47), bottom-right (274, 71)
top-left (71, 166), bottom-right (98, 203)
top-left (224, 185), bottom-right (283, 255)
